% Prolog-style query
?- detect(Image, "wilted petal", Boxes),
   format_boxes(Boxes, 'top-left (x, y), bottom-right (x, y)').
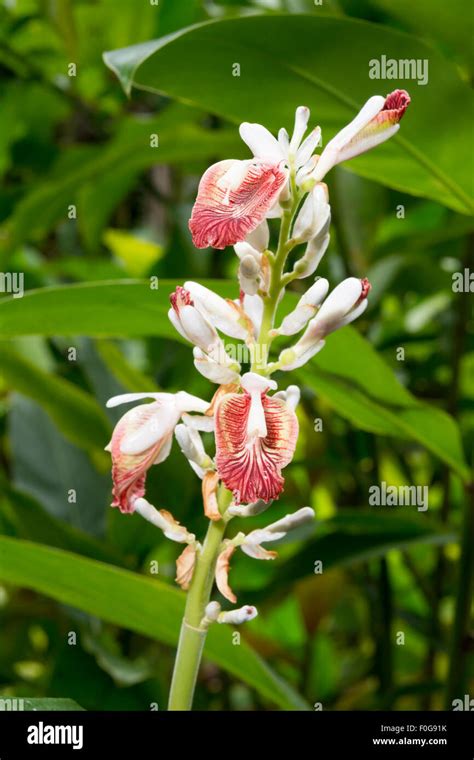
top-left (202, 470), bottom-right (221, 521)
top-left (176, 544), bottom-right (197, 590)
top-left (241, 543), bottom-right (278, 560)
top-left (215, 380), bottom-right (298, 504)
top-left (216, 544), bottom-right (237, 603)
top-left (189, 159), bottom-right (287, 249)
top-left (134, 498), bottom-right (195, 543)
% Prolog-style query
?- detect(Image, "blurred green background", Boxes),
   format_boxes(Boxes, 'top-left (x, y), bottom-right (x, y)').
top-left (0, 0), bottom-right (472, 711)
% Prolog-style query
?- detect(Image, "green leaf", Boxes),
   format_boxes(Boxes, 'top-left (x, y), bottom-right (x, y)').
top-left (0, 484), bottom-right (123, 566)
top-left (0, 344), bottom-right (111, 458)
top-left (268, 511), bottom-right (457, 591)
top-left (0, 537), bottom-right (308, 710)
top-left (369, 0), bottom-right (474, 71)
top-left (1, 106), bottom-right (242, 255)
top-left (0, 280), bottom-right (235, 339)
top-left (104, 14), bottom-right (474, 214)
top-left (299, 364), bottom-right (470, 481)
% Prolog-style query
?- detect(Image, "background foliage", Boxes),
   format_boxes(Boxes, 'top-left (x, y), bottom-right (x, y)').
top-left (0, 0), bottom-right (472, 711)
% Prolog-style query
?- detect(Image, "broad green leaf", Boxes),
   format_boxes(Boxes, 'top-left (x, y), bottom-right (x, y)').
top-left (8, 397), bottom-right (110, 536)
top-left (0, 280), bottom-right (235, 340)
top-left (0, 344), bottom-right (111, 457)
top-left (299, 365), bottom-right (470, 481)
top-left (369, 0), bottom-right (474, 71)
top-left (0, 484), bottom-right (123, 567)
top-left (0, 537), bottom-right (308, 710)
top-left (267, 511), bottom-right (457, 591)
top-left (104, 14), bottom-right (474, 214)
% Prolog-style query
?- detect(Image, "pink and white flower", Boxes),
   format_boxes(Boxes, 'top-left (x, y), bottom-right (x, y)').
top-left (189, 159), bottom-right (287, 249)
top-left (215, 373), bottom-right (299, 503)
top-left (279, 277), bottom-right (371, 371)
top-left (304, 90), bottom-right (411, 185)
top-left (105, 391), bottom-right (209, 513)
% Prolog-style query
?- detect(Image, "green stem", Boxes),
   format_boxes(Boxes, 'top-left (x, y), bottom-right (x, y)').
top-left (251, 193), bottom-right (300, 373)
top-left (168, 488), bottom-right (231, 711)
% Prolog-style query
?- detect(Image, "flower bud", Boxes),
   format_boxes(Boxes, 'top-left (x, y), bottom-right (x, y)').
top-left (217, 605), bottom-right (258, 625)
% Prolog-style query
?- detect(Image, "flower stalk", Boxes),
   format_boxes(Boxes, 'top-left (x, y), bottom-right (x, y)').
top-left (104, 91), bottom-right (409, 711)
top-left (168, 486), bottom-right (232, 710)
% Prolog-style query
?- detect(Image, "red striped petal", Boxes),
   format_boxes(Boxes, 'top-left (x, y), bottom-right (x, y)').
top-left (215, 391), bottom-right (298, 503)
top-left (110, 402), bottom-right (172, 514)
top-left (189, 159), bottom-right (287, 249)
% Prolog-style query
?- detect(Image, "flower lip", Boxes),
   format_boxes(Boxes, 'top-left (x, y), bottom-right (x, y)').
top-left (189, 159), bottom-right (288, 250)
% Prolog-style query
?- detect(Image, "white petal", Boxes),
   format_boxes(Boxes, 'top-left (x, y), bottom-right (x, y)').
top-left (293, 230), bottom-right (330, 279)
top-left (277, 278), bottom-right (329, 336)
top-left (234, 241), bottom-right (262, 262)
top-left (181, 411), bottom-right (215, 432)
top-left (179, 304), bottom-right (219, 352)
top-left (193, 347), bottom-right (241, 385)
top-left (246, 219), bottom-right (270, 252)
top-left (241, 372), bottom-right (277, 394)
top-left (247, 392), bottom-right (267, 438)
top-left (278, 339), bottom-right (326, 371)
top-left (328, 96), bottom-right (386, 150)
top-left (311, 96), bottom-right (386, 181)
top-left (242, 293), bottom-right (264, 336)
top-left (119, 402), bottom-right (178, 455)
top-left (296, 126), bottom-right (321, 168)
top-left (292, 184), bottom-right (330, 242)
top-left (106, 392), bottom-right (166, 409)
top-left (314, 277), bottom-right (362, 330)
top-left (264, 506), bottom-right (315, 535)
top-left (228, 499), bottom-right (272, 517)
top-left (175, 390), bottom-right (211, 415)
top-left (185, 281), bottom-right (248, 340)
top-left (168, 308), bottom-right (190, 342)
top-left (289, 106), bottom-right (310, 153)
top-left (274, 385), bottom-right (301, 411)
top-left (239, 122), bottom-right (284, 163)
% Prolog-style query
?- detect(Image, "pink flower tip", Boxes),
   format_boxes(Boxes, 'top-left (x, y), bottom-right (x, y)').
top-left (170, 286), bottom-right (193, 313)
top-left (383, 89), bottom-right (410, 121)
